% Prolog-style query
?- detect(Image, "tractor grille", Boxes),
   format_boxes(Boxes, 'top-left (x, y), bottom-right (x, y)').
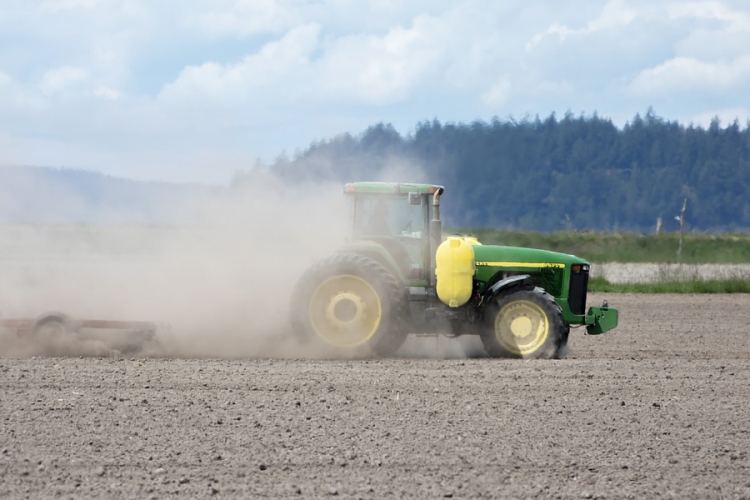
top-left (568, 265), bottom-right (589, 315)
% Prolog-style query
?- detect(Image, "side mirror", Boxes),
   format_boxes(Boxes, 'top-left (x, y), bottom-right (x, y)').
top-left (408, 192), bottom-right (422, 206)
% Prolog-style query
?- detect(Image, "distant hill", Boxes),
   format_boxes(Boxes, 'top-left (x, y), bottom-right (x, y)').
top-left (6, 110), bottom-right (750, 232)
top-left (0, 166), bottom-right (211, 225)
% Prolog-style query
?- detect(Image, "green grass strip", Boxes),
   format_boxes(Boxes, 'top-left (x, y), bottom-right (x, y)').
top-left (588, 276), bottom-right (750, 293)
top-left (451, 228), bottom-right (750, 264)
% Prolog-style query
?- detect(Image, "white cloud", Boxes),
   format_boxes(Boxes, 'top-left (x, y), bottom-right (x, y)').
top-left (628, 55), bottom-right (750, 95)
top-left (666, 1), bottom-right (750, 25)
top-left (316, 13), bottom-right (449, 105)
top-left (182, 0), bottom-right (300, 38)
top-left (0, 72), bottom-right (46, 110)
top-left (39, 0), bottom-right (107, 12)
top-left (526, 0), bottom-right (638, 51)
top-left (158, 24), bottom-right (320, 105)
top-left (2, 1), bottom-right (750, 183)
top-left (160, 11), bottom-right (453, 108)
top-left (94, 85), bottom-right (121, 100)
top-left (667, 2), bottom-right (750, 60)
top-left (686, 107), bottom-right (750, 127)
top-left (481, 77), bottom-right (512, 107)
top-left (528, 79), bottom-right (575, 97)
top-left (39, 66), bottom-right (89, 95)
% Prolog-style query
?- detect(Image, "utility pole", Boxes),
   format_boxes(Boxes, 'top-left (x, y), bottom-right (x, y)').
top-left (675, 198), bottom-right (687, 261)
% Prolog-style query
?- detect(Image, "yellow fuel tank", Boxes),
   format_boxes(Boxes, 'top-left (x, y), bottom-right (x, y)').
top-left (436, 236), bottom-right (476, 307)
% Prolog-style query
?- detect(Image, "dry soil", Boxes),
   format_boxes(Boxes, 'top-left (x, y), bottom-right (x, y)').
top-left (1, 293), bottom-right (750, 499)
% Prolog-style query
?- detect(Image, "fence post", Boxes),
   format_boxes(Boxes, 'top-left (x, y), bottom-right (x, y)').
top-left (675, 198), bottom-right (687, 261)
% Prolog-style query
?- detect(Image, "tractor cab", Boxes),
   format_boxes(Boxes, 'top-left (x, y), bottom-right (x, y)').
top-left (344, 182), bottom-right (443, 282)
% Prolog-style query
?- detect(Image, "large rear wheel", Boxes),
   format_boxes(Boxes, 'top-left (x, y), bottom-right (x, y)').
top-left (480, 287), bottom-right (567, 359)
top-left (290, 254), bottom-right (407, 356)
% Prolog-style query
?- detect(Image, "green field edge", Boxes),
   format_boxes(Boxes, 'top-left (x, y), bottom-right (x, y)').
top-left (588, 276), bottom-right (750, 293)
top-left (452, 228), bottom-right (750, 264)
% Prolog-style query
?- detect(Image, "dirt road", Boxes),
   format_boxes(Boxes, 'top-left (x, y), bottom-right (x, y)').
top-left (1, 294), bottom-right (749, 499)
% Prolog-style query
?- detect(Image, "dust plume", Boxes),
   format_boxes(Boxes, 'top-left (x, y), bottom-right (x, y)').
top-left (0, 170), bottom-right (347, 358)
top-left (0, 158), bottom-right (479, 360)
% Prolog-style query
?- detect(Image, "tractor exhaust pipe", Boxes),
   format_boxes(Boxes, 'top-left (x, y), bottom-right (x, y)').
top-left (430, 188), bottom-right (444, 288)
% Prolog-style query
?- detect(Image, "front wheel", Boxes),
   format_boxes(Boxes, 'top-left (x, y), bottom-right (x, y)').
top-left (480, 287), bottom-right (568, 359)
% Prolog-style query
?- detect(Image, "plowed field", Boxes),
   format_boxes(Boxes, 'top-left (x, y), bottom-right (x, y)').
top-left (2, 293), bottom-right (750, 499)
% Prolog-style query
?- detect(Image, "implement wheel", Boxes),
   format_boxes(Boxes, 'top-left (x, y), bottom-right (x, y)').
top-left (33, 315), bottom-right (73, 341)
top-left (480, 286), bottom-right (567, 359)
top-left (290, 254), bottom-right (407, 356)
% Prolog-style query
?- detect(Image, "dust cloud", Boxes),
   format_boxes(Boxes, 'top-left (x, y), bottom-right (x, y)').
top-left (0, 159), bottom-right (478, 359)
top-left (0, 171), bottom-right (348, 358)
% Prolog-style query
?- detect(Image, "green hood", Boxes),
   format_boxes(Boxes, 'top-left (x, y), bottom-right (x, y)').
top-left (472, 245), bottom-right (587, 268)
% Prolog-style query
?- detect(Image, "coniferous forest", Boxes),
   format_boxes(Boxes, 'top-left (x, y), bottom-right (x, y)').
top-left (261, 111), bottom-right (750, 233)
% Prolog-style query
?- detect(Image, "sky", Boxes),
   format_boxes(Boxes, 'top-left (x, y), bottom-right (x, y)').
top-left (1, 0), bottom-right (749, 185)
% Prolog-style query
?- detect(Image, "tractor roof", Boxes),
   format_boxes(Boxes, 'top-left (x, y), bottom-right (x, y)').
top-left (344, 182), bottom-right (444, 195)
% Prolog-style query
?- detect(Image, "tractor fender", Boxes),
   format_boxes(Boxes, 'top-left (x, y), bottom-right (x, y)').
top-left (336, 241), bottom-right (408, 283)
top-left (483, 274), bottom-right (532, 302)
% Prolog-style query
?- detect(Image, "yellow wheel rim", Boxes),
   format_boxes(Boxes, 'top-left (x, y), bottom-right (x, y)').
top-left (494, 299), bottom-right (549, 356)
top-left (309, 275), bottom-right (382, 347)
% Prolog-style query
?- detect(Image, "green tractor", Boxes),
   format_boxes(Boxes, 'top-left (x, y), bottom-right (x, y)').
top-left (290, 182), bottom-right (618, 358)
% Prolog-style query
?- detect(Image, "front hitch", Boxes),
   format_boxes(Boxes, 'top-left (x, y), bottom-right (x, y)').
top-left (585, 300), bottom-right (618, 335)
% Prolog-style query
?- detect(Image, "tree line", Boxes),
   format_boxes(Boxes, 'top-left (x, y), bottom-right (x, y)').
top-left (239, 110), bottom-right (750, 232)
